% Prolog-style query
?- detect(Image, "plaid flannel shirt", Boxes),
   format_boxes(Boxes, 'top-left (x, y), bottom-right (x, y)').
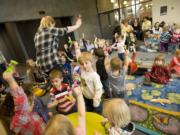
top-left (34, 27), bottom-right (68, 73)
top-left (0, 50), bottom-right (6, 64)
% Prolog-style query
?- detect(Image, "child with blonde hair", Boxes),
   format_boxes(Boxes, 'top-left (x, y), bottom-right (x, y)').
top-left (26, 59), bottom-right (47, 84)
top-left (102, 98), bottom-right (135, 135)
top-left (169, 49), bottom-right (180, 75)
top-left (111, 33), bottom-right (127, 61)
top-left (78, 52), bottom-right (103, 113)
top-left (44, 87), bottom-right (86, 135)
top-left (145, 54), bottom-right (171, 84)
top-left (104, 50), bottom-right (129, 98)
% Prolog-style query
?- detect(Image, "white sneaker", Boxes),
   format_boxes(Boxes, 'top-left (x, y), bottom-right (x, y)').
top-left (147, 48), bottom-right (157, 52)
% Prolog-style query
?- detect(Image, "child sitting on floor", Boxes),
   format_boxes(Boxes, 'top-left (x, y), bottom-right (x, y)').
top-left (63, 43), bottom-right (74, 61)
top-left (44, 86), bottom-right (86, 135)
top-left (59, 53), bottom-right (73, 84)
top-left (104, 50), bottom-right (129, 98)
top-left (2, 71), bottom-right (45, 135)
top-left (145, 54), bottom-right (171, 84)
top-left (169, 49), bottom-right (180, 75)
top-left (48, 69), bottom-right (76, 115)
top-left (78, 52), bottom-right (103, 113)
top-left (142, 31), bottom-right (157, 52)
top-left (23, 85), bottom-right (52, 123)
top-left (102, 98), bottom-right (135, 135)
top-left (26, 59), bottom-right (48, 84)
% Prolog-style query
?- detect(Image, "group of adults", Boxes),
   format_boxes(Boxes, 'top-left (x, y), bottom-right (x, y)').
top-left (113, 17), bottom-right (153, 40)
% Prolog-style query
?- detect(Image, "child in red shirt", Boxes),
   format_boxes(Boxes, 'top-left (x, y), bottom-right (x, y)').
top-left (48, 69), bottom-right (76, 115)
top-left (145, 54), bottom-right (171, 84)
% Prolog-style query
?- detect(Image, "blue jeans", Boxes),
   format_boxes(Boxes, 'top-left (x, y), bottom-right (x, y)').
top-left (169, 43), bottom-right (179, 52)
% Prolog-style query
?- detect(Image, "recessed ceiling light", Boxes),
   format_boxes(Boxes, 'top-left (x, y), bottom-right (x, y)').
top-left (114, 3), bottom-right (118, 7)
top-left (111, 0), bottom-right (115, 3)
top-left (123, 1), bottom-right (127, 5)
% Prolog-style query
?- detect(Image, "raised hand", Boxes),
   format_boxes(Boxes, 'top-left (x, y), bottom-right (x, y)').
top-left (75, 14), bottom-right (82, 27)
top-left (73, 86), bottom-right (82, 98)
top-left (125, 49), bottom-right (129, 56)
top-left (3, 71), bottom-right (14, 82)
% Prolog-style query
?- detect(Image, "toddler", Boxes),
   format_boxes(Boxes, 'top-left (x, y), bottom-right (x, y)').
top-left (145, 54), bottom-right (171, 84)
top-left (78, 52), bottom-right (103, 113)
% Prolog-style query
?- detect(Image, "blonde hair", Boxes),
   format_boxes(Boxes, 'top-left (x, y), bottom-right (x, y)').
top-left (103, 98), bottom-right (131, 128)
top-left (78, 52), bottom-right (93, 65)
top-left (162, 26), bottom-right (168, 32)
top-left (175, 49), bottom-right (180, 56)
top-left (39, 16), bottom-right (56, 29)
top-left (110, 57), bottom-right (122, 71)
top-left (44, 114), bottom-right (75, 135)
top-left (26, 59), bottom-right (35, 68)
top-left (49, 69), bottom-right (63, 81)
top-left (97, 39), bottom-right (105, 48)
top-left (154, 53), bottom-right (165, 66)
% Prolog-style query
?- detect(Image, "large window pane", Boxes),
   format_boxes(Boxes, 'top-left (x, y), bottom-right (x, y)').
top-left (110, 11), bottom-right (120, 25)
top-left (136, 1), bottom-right (152, 20)
top-left (120, 6), bottom-right (136, 19)
top-left (100, 13), bottom-right (115, 39)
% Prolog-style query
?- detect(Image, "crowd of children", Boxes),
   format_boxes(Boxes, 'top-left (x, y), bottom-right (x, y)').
top-left (0, 15), bottom-right (180, 135)
top-left (141, 21), bottom-right (180, 53)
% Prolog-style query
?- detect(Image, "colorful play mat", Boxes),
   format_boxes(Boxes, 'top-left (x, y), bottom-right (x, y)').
top-left (126, 76), bottom-right (180, 135)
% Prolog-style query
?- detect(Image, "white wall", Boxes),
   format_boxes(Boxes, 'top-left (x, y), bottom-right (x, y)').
top-left (152, 0), bottom-right (180, 25)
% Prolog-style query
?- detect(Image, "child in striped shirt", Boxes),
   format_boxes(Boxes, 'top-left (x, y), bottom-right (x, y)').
top-left (48, 69), bottom-right (76, 115)
top-left (160, 26), bottom-right (171, 52)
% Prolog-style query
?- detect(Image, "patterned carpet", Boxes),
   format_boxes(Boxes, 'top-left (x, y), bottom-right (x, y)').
top-left (126, 76), bottom-right (180, 135)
